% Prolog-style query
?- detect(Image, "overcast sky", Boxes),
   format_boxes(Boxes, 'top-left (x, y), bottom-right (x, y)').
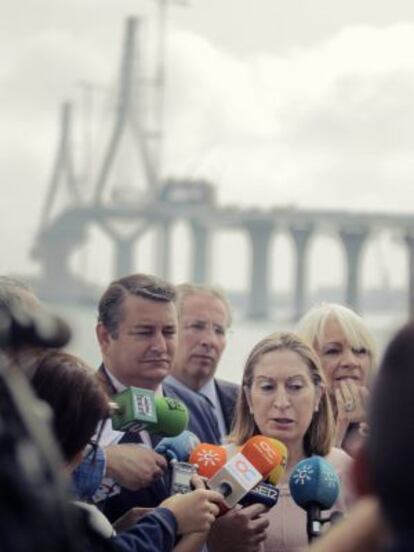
top-left (2, 0), bottom-right (414, 292)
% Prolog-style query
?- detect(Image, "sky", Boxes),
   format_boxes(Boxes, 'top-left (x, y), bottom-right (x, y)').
top-left (3, 0), bottom-right (414, 295)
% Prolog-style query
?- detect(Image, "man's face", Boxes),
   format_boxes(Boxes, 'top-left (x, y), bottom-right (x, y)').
top-left (173, 293), bottom-right (229, 390)
top-left (97, 294), bottom-right (178, 390)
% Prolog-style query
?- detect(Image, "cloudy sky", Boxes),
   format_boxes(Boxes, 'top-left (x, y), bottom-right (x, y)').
top-left (3, 0), bottom-right (414, 294)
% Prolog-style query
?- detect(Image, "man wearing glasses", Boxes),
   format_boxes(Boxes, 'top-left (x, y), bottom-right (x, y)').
top-left (165, 283), bottom-right (239, 441)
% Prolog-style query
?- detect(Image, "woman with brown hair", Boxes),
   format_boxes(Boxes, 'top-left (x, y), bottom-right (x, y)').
top-left (216, 331), bottom-right (354, 552)
top-left (30, 350), bottom-right (223, 552)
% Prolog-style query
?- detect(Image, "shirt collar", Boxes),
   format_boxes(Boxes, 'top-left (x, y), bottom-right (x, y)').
top-left (103, 365), bottom-right (163, 396)
top-left (198, 378), bottom-right (217, 406)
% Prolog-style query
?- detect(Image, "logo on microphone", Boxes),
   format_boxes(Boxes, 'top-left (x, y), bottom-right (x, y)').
top-left (193, 447), bottom-right (223, 467)
top-left (227, 453), bottom-right (262, 486)
top-left (291, 464), bottom-right (314, 486)
top-left (165, 397), bottom-right (187, 413)
top-left (134, 394), bottom-right (155, 417)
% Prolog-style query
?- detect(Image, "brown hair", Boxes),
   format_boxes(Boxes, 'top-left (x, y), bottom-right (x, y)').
top-left (229, 331), bottom-right (335, 456)
top-left (98, 273), bottom-right (176, 338)
top-left (30, 350), bottom-right (110, 462)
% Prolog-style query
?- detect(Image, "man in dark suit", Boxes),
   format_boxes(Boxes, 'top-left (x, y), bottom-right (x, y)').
top-left (165, 283), bottom-right (239, 441)
top-left (88, 274), bottom-right (220, 522)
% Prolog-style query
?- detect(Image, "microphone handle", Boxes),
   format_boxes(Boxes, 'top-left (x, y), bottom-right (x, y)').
top-left (306, 504), bottom-right (322, 543)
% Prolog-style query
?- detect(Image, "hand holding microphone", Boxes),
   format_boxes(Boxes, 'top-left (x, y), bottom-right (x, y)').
top-left (105, 443), bottom-right (167, 492)
top-left (155, 431), bottom-right (202, 495)
top-left (155, 430), bottom-right (200, 462)
top-left (203, 436), bottom-right (282, 552)
top-left (160, 475), bottom-right (224, 535)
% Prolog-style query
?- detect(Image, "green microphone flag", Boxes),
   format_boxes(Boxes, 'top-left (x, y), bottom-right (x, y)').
top-left (111, 387), bottom-right (189, 436)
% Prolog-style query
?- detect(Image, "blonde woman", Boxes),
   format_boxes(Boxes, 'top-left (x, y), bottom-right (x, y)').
top-left (296, 303), bottom-right (377, 456)
top-left (210, 332), bottom-right (354, 552)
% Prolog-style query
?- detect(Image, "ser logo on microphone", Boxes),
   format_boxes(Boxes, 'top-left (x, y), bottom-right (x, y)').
top-left (134, 394), bottom-right (155, 417)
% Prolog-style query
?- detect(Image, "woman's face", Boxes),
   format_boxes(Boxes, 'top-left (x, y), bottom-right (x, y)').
top-left (315, 317), bottom-right (371, 389)
top-left (247, 349), bottom-right (320, 450)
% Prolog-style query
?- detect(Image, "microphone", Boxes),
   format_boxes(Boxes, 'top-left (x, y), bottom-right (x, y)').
top-left (289, 456), bottom-right (340, 542)
top-left (155, 431), bottom-right (200, 462)
top-left (111, 389), bottom-right (188, 436)
top-left (240, 435), bottom-right (283, 478)
top-left (207, 436), bottom-right (282, 509)
top-left (267, 439), bottom-right (288, 485)
top-left (239, 481), bottom-right (280, 508)
top-left (0, 302), bottom-right (71, 349)
top-left (156, 441), bottom-right (227, 496)
top-left (189, 443), bottom-right (228, 479)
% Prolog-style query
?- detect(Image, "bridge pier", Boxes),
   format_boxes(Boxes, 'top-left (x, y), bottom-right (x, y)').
top-left (339, 226), bottom-right (368, 311)
top-left (156, 221), bottom-right (172, 280)
top-left (245, 220), bottom-right (274, 319)
top-left (404, 232), bottom-right (414, 319)
top-left (290, 223), bottom-right (313, 321)
top-left (114, 237), bottom-right (135, 278)
top-left (190, 220), bottom-right (210, 283)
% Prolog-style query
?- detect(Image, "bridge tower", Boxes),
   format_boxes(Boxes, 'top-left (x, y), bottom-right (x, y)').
top-left (31, 101), bottom-right (89, 301)
top-left (37, 101), bottom-right (81, 232)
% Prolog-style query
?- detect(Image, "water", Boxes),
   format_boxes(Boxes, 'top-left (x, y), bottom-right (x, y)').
top-left (50, 303), bottom-right (407, 384)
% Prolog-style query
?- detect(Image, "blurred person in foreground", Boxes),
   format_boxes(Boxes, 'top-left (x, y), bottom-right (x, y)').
top-left (308, 322), bottom-right (414, 551)
top-left (30, 349), bottom-right (224, 552)
top-left (166, 283), bottom-right (239, 441)
top-left (208, 332), bottom-right (354, 552)
top-left (296, 303), bottom-right (377, 456)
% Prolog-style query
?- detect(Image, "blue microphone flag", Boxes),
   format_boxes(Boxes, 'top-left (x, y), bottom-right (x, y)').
top-left (289, 456), bottom-right (340, 510)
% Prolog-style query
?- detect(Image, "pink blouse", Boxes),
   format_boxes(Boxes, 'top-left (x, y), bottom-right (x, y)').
top-left (262, 447), bottom-right (355, 552)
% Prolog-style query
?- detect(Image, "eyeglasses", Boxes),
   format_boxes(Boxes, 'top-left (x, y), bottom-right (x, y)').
top-left (182, 320), bottom-right (232, 338)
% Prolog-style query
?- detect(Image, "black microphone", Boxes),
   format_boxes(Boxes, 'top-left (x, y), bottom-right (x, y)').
top-left (239, 481), bottom-right (280, 508)
top-left (0, 302), bottom-right (71, 349)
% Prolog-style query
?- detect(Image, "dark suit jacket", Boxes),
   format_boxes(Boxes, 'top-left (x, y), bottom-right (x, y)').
top-left (163, 375), bottom-right (240, 439)
top-left (214, 378), bottom-right (240, 435)
top-left (95, 365), bottom-right (221, 522)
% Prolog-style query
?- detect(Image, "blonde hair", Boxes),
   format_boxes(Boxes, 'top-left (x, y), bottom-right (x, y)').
top-left (296, 303), bottom-right (377, 373)
top-left (229, 331), bottom-right (335, 456)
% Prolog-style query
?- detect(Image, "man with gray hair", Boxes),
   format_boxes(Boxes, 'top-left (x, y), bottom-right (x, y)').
top-left (165, 283), bottom-right (239, 441)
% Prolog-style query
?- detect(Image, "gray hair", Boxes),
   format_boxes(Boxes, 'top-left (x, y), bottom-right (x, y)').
top-left (175, 282), bottom-right (233, 326)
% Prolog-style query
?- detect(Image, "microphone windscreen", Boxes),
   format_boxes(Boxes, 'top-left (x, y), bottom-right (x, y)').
top-left (0, 303), bottom-right (71, 349)
top-left (241, 435), bottom-right (282, 477)
top-left (267, 439), bottom-right (288, 485)
top-left (189, 443), bottom-right (227, 479)
top-left (111, 387), bottom-right (157, 432)
top-left (155, 430), bottom-right (200, 462)
top-left (289, 456), bottom-right (340, 511)
top-left (152, 396), bottom-right (189, 436)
